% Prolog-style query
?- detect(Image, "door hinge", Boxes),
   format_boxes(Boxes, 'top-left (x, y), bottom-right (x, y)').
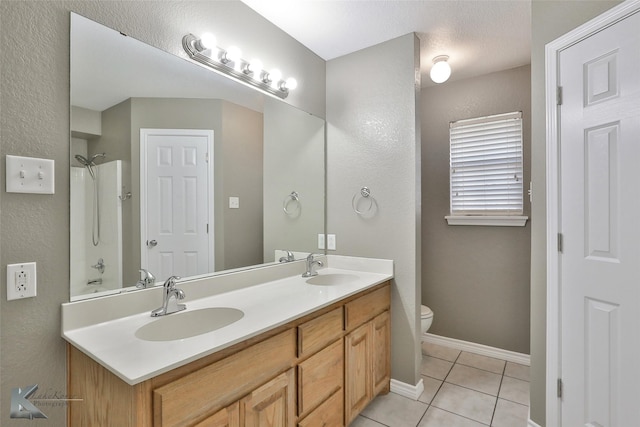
top-left (206, 223), bottom-right (209, 234)
top-left (557, 378), bottom-right (563, 399)
top-left (205, 152), bottom-right (209, 163)
top-left (558, 233), bottom-right (563, 253)
top-left (557, 86), bottom-right (563, 106)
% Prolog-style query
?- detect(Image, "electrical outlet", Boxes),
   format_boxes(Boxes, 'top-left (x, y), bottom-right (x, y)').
top-left (7, 262), bottom-right (37, 300)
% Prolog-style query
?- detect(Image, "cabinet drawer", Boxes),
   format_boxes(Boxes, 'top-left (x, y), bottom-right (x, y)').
top-left (344, 284), bottom-right (390, 331)
top-left (297, 339), bottom-right (343, 417)
top-left (297, 307), bottom-right (343, 357)
top-left (297, 389), bottom-right (344, 427)
top-left (153, 329), bottom-right (296, 427)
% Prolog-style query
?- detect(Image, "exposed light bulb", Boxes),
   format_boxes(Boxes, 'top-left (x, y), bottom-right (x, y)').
top-left (284, 77), bottom-right (298, 91)
top-left (430, 55), bottom-right (451, 84)
top-left (225, 46), bottom-right (242, 63)
top-left (269, 68), bottom-right (282, 87)
top-left (198, 33), bottom-right (216, 51)
top-left (247, 58), bottom-right (263, 77)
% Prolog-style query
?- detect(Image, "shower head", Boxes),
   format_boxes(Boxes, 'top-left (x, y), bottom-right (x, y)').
top-left (89, 153), bottom-right (106, 164)
top-left (74, 154), bottom-right (91, 167)
top-left (74, 153), bottom-right (106, 167)
top-left (74, 153), bottom-right (105, 180)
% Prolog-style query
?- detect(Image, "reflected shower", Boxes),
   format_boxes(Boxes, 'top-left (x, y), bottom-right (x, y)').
top-left (75, 153), bottom-right (106, 246)
top-left (75, 153), bottom-right (106, 180)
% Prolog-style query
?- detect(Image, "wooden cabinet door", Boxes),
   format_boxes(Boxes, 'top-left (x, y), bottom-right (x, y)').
top-left (372, 311), bottom-right (391, 396)
top-left (344, 322), bottom-right (372, 425)
top-left (242, 369), bottom-right (296, 427)
top-left (194, 402), bottom-right (240, 427)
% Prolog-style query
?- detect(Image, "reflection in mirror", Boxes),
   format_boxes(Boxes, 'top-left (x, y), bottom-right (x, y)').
top-left (70, 13), bottom-right (325, 301)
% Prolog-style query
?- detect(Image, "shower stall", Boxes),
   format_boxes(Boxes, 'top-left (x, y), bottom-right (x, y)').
top-left (70, 157), bottom-right (123, 299)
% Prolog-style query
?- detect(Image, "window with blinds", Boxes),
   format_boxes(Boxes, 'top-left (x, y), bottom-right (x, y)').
top-left (449, 111), bottom-right (523, 215)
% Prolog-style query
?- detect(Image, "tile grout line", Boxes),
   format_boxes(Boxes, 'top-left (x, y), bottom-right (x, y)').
top-left (420, 347), bottom-right (531, 426)
top-left (488, 359), bottom-right (508, 426)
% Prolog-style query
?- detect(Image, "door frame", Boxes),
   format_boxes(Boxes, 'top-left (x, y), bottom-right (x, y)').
top-left (545, 1), bottom-right (640, 425)
top-left (139, 128), bottom-right (215, 274)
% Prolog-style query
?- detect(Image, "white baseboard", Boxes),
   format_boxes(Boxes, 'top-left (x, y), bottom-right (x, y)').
top-left (423, 333), bottom-right (530, 366)
top-left (390, 378), bottom-right (424, 401)
top-left (527, 418), bottom-right (541, 427)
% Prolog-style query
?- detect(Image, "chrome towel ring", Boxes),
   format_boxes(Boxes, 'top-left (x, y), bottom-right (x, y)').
top-left (352, 187), bottom-right (376, 215)
top-left (283, 191), bottom-right (301, 216)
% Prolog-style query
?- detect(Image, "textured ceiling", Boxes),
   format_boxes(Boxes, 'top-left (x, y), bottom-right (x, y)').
top-left (240, 0), bottom-right (532, 86)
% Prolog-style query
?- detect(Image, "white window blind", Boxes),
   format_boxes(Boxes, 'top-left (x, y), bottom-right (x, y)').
top-left (449, 111), bottom-right (523, 215)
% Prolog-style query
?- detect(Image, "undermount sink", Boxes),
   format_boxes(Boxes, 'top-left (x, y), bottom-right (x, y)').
top-left (305, 273), bottom-right (359, 286)
top-left (135, 307), bottom-right (244, 341)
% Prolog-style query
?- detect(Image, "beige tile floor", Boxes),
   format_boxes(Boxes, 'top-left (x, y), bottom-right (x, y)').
top-left (350, 342), bottom-right (530, 427)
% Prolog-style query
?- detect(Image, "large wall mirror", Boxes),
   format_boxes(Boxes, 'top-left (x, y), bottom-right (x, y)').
top-left (70, 13), bottom-right (325, 301)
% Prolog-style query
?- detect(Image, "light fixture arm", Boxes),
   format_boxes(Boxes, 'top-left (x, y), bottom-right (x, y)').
top-left (182, 33), bottom-right (291, 99)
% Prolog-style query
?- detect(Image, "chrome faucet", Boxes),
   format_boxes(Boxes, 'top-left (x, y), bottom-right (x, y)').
top-left (137, 269), bottom-right (156, 289)
top-left (279, 251), bottom-right (295, 263)
top-left (302, 253), bottom-right (323, 277)
top-left (151, 276), bottom-right (186, 317)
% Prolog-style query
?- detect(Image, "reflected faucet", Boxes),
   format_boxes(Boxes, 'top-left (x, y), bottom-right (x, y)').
top-left (151, 276), bottom-right (186, 317)
top-left (137, 269), bottom-right (156, 289)
top-left (279, 251), bottom-right (295, 263)
top-left (302, 254), bottom-right (323, 278)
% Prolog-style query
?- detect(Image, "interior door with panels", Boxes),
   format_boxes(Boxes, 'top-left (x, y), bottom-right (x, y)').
top-left (558, 9), bottom-right (640, 426)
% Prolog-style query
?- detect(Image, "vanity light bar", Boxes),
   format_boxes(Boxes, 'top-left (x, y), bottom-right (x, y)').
top-left (182, 33), bottom-right (296, 99)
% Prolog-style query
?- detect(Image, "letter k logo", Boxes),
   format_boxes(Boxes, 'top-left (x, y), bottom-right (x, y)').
top-left (10, 384), bottom-right (47, 419)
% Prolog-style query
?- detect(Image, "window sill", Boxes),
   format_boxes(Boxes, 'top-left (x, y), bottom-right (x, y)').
top-left (445, 215), bottom-right (529, 227)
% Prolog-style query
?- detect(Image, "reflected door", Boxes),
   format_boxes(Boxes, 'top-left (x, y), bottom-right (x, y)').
top-left (140, 128), bottom-right (214, 282)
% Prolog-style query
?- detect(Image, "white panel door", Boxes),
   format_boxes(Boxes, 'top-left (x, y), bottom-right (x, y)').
top-left (559, 11), bottom-right (640, 426)
top-left (141, 129), bottom-right (213, 282)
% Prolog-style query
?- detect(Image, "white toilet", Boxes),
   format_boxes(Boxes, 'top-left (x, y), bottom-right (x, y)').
top-left (421, 305), bottom-right (434, 335)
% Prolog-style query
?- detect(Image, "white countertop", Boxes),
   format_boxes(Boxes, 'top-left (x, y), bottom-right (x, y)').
top-left (62, 255), bottom-right (393, 385)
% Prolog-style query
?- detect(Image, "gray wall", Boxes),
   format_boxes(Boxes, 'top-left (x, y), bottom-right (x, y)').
top-left (421, 65), bottom-right (531, 354)
top-left (0, 2), bottom-right (324, 425)
top-left (263, 98), bottom-right (325, 261)
top-left (219, 101), bottom-right (264, 270)
top-left (327, 33), bottom-right (422, 386)
top-left (529, 1), bottom-right (621, 425)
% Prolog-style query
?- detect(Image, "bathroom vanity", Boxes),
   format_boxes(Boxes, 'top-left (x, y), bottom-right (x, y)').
top-left (63, 256), bottom-right (392, 426)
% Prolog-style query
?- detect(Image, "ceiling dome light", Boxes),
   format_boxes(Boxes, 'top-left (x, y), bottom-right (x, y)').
top-left (430, 55), bottom-right (451, 84)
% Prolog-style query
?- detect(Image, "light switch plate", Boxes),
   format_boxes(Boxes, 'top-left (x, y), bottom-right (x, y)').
top-left (318, 234), bottom-right (325, 250)
top-left (229, 196), bottom-right (240, 209)
top-left (327, 234), bottom-right (336, 251)
top-left (6, 155), bottom-right (55, 194)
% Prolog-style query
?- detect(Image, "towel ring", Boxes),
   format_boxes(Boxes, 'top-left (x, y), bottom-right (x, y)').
top-left (283, 191), bottom-right (301, 216)
top-left (352, 187), bottom-right (374, 214)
